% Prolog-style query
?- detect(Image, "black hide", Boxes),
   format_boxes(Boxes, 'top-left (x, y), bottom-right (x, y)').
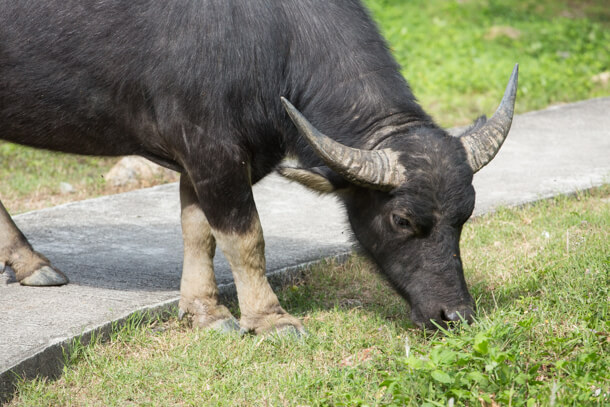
top-left (0, 0), bottom-right (478, 328)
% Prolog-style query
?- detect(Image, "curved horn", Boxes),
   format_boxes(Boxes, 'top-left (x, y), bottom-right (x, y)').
top-left (461, 64), bottom-right (519, 173)
top-left (281, 97), bottom-right (406, 190)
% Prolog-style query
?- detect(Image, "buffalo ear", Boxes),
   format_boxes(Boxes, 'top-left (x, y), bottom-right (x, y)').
top-left (278, 166), bottom-right (349, 193)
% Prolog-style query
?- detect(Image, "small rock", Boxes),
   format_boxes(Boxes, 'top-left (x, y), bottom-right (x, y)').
top-left (484, 26), bottom-right (522, 40)
top-left (591, 71), bottom-right (610, 86)
top-left (104, 156), bottom-right (176, 186)
top-left (340, 298), bottom-right (363, 308)
top-left (59, 182), bottom-right (75, 194)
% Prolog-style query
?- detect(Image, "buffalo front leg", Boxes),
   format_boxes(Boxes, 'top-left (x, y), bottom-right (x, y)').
top-left (212, 213), bottom-right (305, 335)
top-left (178, 175), bottom-right (239, 332)
top-left (185, 151), bottom-right (304, 336)
top-left (0, 200), bottom-right (68, 286)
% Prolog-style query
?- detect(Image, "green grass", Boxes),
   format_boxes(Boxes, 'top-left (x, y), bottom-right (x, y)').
top-left (0, 142), bottom-right (117, 213)
top-left (0, 142), bottom-right (177, 214)
top-left (365, 0), bottom-right (610, 126)
top-left (1, 0), bottom-right (609, 212)
top-left (8, 186), bottom-right (609, 406)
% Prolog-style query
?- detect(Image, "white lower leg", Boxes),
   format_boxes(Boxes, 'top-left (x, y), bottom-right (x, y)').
top-left (213, 214), bottom-right (303, 334)
top-left (179, 177), bottom-right (235, 328)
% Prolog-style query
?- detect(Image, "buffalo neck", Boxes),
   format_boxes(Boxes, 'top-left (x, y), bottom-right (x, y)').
top-left (277, 0), bottom-right (436, 167)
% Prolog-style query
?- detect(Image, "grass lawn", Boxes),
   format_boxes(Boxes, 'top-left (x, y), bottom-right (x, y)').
top-left (366, 0), bottom-right (609, 126)
top-left (0, 143), bottom-right (179, 214)
top-left (1, 0), bottom-right (608, 213)
top-left (8, 187), bottom-right (609, 406)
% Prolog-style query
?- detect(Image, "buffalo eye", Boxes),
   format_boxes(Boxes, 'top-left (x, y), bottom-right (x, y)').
top-left (392, 213), bottom-right (413, 231)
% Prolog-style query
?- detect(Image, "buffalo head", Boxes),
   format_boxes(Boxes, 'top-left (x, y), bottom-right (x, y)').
top-left (280, 65), bottom-right (518, 329)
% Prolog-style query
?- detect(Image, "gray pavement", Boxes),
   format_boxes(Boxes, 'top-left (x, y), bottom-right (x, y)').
top-left (1, 97), bottom-right (609, 400)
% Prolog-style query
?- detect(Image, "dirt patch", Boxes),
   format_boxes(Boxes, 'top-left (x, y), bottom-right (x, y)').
top-left (484, 26), bottom-right (522, 40)
top-left (563, 0), bottom-right (610, 24)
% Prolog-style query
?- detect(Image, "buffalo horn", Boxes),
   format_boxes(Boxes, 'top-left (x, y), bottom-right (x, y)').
top-left (281, 97), bottom-right (406, 190)
top-left (461, 64), bottom-right (519, 173)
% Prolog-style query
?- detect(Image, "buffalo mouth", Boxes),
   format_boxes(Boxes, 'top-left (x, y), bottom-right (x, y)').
top-left (410, 303), bottom-right (476, 330)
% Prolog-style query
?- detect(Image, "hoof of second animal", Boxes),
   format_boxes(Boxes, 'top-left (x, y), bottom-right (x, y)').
top-left (20, 266), bottom-right (69, 286)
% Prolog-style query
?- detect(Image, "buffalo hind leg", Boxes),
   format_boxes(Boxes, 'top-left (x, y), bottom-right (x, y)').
top-left (0, 200), bottom-right (68, 286)
top-left (178, 175), bottom-right (239, 332)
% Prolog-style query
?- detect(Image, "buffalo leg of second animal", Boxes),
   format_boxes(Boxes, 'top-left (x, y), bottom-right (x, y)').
top-left (178, 175), bottom-right (239, 332)
top-left (0, 200), bottom-right (68, 285)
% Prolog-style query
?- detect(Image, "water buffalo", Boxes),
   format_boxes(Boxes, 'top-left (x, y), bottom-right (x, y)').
top-left (0, 0), bottom-right (517, 332)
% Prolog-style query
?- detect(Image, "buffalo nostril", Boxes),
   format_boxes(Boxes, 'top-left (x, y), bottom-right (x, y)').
top-left (442, 307), bottom-right (475, 323)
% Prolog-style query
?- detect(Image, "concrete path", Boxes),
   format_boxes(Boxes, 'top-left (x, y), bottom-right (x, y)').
top-left (1, 97), bottom-right (609, 400)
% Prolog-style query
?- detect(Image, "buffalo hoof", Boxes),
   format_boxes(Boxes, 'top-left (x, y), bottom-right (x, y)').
top-left (178, 304), bottom-right (240, 334)
top-left (244, 323), bottom-right (308, 339)
top-left (20, 265), bottom-right (69, 286)
top-left (240, 312), bottom-right (307, 337)
top-left (239, 325), bottom-right (309, 339)
top-left (209, 317), bottom-right (241, 334)
top-left (271, 324), bottom-right (309, 339)
top-left (0, 261), bottom-right (13, 284)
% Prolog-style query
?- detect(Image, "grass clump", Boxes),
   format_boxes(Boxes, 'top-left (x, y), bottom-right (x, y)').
top-left (8, 187), bottom-right (609, 406)
top-left (381, 311), bottom-right (608, 406)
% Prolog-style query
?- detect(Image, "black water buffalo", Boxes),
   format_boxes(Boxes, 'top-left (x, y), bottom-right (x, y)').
top-left (0, 0), bottom-right (517, 331)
